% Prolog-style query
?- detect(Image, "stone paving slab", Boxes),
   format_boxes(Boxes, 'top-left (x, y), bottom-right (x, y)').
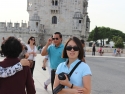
top-left (33, 54), bottom-right (52, 94)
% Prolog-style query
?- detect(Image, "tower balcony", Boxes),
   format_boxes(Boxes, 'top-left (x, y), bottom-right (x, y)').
top-left (51, 6), bottom-right (60, 11)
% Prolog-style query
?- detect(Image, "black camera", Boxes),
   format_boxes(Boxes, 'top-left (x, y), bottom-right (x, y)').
top-left (53, 72), bottom-right (70, 94)
top-left (58, 72), bottom-right (70, 80)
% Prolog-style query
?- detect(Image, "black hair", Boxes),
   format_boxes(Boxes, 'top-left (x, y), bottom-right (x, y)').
top-left (2, 36), bottom-right (22, 58)
top-left (62, 37), bottom-right (83, 60)
top-left (80, 39), bottom-right (84, 44)
top-left (53, 32), bottom-right (62, 38)
top-left (27, 36), bottom-right (36, 45)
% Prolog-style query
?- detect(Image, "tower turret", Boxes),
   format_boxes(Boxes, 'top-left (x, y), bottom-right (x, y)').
top-left (73, 12), bottom-right (83, 31)
top-left (29, 11), bottom-right (40, 33)
top-left (86, 15), bottom-right (90, 38)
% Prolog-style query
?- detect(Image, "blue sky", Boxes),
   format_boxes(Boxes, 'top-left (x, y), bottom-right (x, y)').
top-left (0, 0), bottom-right (125, 33)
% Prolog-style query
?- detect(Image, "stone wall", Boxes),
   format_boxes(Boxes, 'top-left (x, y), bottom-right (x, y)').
top-left (86, 47), bottom-right (125, 53)
top-left (0, 32), bottom-right (42, 46)
top-left (28, 0), bottom-right (90, 41)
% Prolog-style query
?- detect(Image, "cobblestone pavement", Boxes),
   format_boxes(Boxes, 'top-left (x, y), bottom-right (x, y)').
top-left (0, 54), bottom-right (125, 94)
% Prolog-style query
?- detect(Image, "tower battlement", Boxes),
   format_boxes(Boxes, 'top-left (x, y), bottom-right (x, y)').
top-left (0, 22), bottom-right (28, 28)
top-left (0, 22), bottom-right (29, 32)
top-left (0, 21), bottom-right (44, 33)
top-left (0, 0), bottom-right (90, 46)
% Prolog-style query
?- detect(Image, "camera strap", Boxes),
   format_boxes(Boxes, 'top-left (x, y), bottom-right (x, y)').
top-left (68, 60), bottom-right (82, 77)
top-left (53, 60), bottom-right (82, 94)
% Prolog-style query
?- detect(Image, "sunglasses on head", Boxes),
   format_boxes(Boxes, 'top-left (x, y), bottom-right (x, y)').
top-left (66, 46), bottom-right (79, 51)
top-left (52, 38), bottom-right (58, 40)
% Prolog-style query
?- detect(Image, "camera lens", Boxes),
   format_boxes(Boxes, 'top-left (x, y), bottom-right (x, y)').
top-left (58, 72), bottom-right (66, 80)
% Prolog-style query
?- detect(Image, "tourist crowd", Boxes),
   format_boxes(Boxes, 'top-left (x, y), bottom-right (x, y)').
top-left (0, 32), bottom-right (92, 94)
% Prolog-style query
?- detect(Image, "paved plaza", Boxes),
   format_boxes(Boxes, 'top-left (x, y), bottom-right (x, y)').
top-left (86, 56), bottom-right (125, 94)
top-left (0, 54), bottom-right (125, 94)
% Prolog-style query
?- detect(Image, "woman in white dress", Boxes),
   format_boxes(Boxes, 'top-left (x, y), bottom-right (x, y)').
top-left (26, 36), bottom-right (37, 75)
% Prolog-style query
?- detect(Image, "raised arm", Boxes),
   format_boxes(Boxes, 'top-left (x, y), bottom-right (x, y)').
top-left (0, 62), bottom-right (22, 78)
top-left (41, 38), bottom-right (52, 56)
top-left (0, 59), bottom-right (30, 78)
top-left (41, 45), bottom-right (48, 56)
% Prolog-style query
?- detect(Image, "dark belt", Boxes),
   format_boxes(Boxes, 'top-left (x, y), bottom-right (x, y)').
top-left (51, 69), bottom-right (56, 71)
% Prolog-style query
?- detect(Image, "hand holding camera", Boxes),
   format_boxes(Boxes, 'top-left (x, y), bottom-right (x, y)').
top-left (53, 61), bottom-right (82, 94)
top-left (53, 72), bottom-right (70, 94)
top-left (58, 73), bottom-right (70, 86)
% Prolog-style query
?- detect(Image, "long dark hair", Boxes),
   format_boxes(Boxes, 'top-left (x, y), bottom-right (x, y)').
top-left (27, 36), bottom-right (36, 45)
top-left (62, 37), bottom-right (83, 60)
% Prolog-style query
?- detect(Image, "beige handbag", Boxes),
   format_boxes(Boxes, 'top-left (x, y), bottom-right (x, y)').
top-left (28, 46), bottom-right (35, 68)
top-left (28, 60), bottom-right (34, 68)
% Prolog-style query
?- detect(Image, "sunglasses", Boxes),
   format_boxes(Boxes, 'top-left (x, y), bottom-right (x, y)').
top-left (66, 46), bottom-right (79, 51)
top-left (30, 39), bottom-right (35, 41)
top-left (52, 38), bottom-right (58, 40)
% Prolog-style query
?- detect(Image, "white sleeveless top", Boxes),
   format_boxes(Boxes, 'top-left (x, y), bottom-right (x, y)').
top-left (26, 44), bottom-right (37, 61)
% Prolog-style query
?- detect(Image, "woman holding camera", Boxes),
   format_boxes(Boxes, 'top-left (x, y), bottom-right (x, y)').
top-left (54, 37), bottom-right (92, 94)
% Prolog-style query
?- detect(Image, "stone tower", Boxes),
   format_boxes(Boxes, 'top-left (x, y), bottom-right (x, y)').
top-left (27, 0), bottom-right (90, 44)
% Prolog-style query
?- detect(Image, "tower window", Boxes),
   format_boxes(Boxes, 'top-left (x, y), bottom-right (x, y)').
top-left (55, 0), bottom-right (58, 6)
top-left (52, 0), bottom-right (54, 5)
top-left (36, 22), bottom-right (38, 27)
top-left (79, 20), bottom-right (81, 23)
top-left (52, 16), bottom-right (57, 24)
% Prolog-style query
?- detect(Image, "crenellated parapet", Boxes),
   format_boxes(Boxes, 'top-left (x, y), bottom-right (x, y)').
top-left (0, 22), bottom-right (29, 32)
top-left (0, 21), bottom-right (45, 46)
top-left (0, 0), bottom-right (90, 46)
top-left (0, 21), bottom-right (44, 33)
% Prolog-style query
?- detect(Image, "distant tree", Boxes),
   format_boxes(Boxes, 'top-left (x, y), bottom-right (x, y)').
top-left (112, 36), bottom-right (124, 48)
top-left (88, 26), bottom-right (99, 42)
top-left (93, 26), bottom-right (99, 42)
top-left (98, 27), bottom-right (109, 46)
top-left (88, 26), bottom-right (125, 46)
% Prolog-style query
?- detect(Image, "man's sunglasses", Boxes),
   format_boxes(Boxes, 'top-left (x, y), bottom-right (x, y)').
top-left (66, 46), bottom-right (79, 51)
top-left (52, 38), bottom-right (58, 40)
